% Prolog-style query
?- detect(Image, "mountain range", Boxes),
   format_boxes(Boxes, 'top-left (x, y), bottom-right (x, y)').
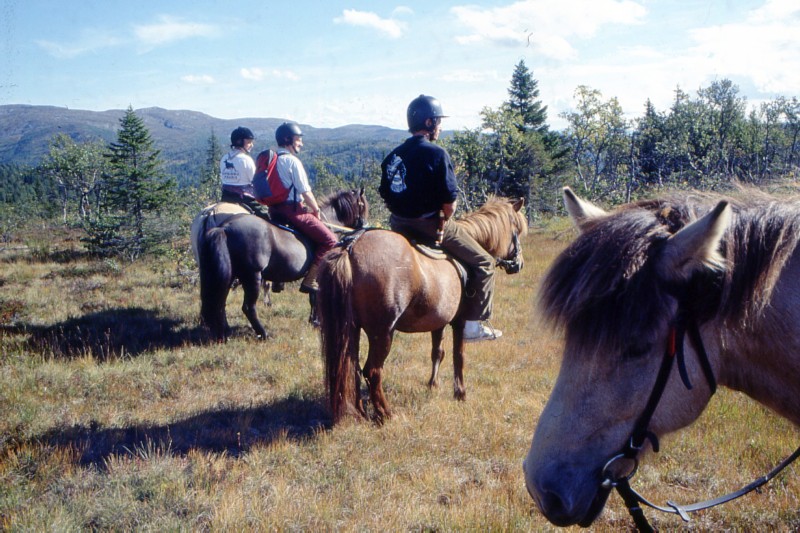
top-left (0, 105), bottom-right (409, 182)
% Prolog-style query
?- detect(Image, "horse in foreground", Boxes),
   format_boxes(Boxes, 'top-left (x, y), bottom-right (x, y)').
top-left (196, 189), bottom-right (368, 341)
top-left (524, 188), bottom-right (800, 529)
top-left (318, 197), bottom-right (527, 424)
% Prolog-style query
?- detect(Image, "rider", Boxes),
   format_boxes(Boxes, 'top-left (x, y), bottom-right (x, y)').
top-left (379, 95), bottom-right (501, 341)
top-left (269, 121), bottom-right (338, 294)
top-left (219, 126), bottom-right (271, 222)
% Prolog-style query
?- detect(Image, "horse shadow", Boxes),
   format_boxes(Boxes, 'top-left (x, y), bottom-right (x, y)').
top-left (29, 395), bottom-right (330, 466)
top-left (0, 307), bottom-right (211, 360)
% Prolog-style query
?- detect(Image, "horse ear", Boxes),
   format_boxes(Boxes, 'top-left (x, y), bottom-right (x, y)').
top-left (512, 197), bottom-right (525, 211)
top-left (658, 200), bottom-right (731, 281)
top-left (563, 187), bottom-right (607, 232)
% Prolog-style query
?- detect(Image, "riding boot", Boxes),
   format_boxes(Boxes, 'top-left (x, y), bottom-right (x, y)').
top-left (299, 262), bottom-right (320, 294)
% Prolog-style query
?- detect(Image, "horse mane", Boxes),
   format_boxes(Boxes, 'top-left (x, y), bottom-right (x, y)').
top-left (320, 189), bottom-right (368, 228)
top-left (457, 197), bottom-right (528, 256)
top-left (538, 189), bottom-right (800, 352)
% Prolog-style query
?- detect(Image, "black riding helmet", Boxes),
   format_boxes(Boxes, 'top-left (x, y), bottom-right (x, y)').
top-left (275, 122), bottom-right (303, 147)
top-left (230, 126), bottom-right (254, 148)
top-left (407, 95), bottom-right (447, 133)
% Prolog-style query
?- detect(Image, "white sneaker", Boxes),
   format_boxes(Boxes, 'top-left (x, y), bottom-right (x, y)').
top-left (463, 320), bottom-right (502, 342)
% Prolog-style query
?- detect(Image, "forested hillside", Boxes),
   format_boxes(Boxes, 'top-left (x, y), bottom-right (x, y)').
top-left (0, 104), bottom-right (405, 186)
top-left (3, 61), bottom-right (800, 260)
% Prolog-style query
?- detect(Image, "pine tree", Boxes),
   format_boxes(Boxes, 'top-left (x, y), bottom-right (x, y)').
top-left (84, 106), bottom-right (176, 259)
top-left (507, 59), bottom-right (548, 134)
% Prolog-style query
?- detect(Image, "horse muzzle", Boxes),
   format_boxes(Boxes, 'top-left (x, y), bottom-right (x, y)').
top-left (497, 258), bottom-right (522, 274)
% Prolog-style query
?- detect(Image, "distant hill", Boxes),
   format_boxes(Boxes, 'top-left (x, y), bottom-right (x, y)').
top-left (0, 105), bottom-right (409, 185)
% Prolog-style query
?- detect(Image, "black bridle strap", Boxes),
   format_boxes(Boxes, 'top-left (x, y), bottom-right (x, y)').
top-left (612, 314), bottom-right (800, 530)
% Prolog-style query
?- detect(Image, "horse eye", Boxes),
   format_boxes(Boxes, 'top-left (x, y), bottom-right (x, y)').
top-left (623, 342), bottom-right (652, 359)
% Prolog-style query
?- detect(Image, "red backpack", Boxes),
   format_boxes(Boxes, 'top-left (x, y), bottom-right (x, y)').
top-left (253, 150), bottom-right (293, 205)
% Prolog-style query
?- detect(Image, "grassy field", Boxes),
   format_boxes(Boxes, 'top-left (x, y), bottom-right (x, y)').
top-left (1, 221), bottom-right (799, 531)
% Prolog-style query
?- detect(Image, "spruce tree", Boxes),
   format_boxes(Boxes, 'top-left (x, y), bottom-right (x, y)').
top-left (84, 106), bottom-right (176, 259)
top-left (507, 59), bottom-right (548, 133)
top-left (198, 129), bottom-right (223, 204)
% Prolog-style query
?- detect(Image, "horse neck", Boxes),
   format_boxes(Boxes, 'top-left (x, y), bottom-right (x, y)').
top-left (712, 302), bottom-right (800, 427)
top-left (455, 217), bottom-right (503, 257)
top-left (706, 243), bottom-right (800, 426)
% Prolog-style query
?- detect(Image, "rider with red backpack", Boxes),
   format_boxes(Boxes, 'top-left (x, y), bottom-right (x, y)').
top-left (267, 122), bottom-right (337, 294)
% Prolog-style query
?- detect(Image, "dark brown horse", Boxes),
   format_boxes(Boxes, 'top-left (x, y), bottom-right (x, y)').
top-left (197, 189), bottom-right (368, 341)
top-left (524, 188), bottom-right (800, 529)
top-left (317, 197), bottom-right (527, 424)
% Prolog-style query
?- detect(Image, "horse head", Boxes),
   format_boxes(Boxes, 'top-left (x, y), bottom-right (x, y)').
top-left (524, 188), bottom-right (731, 527)
top-left (323, 188), bottom-right (369, 229)
top-left (460, 197), bottom-right (528, 273)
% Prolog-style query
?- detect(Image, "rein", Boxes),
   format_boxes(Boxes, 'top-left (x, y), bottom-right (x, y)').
top-left (601, 300), bottom-right (800, 532)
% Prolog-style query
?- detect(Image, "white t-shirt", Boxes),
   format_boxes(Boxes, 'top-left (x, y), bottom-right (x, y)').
top-left (276, 149), bottom-right (311, 198)
top-left (220, 149), bottom-right (256, 187)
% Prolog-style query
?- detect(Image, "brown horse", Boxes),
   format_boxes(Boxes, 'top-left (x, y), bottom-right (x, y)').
top-left (524, 187), bottom-right (800, 528)
top-left (317, 197), bottom-right (527, 424)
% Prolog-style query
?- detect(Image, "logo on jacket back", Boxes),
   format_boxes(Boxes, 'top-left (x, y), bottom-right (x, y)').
top-left (386, 154), bottom-right (407, 193)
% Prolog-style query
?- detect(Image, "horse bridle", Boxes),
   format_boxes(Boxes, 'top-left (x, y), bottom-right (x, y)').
top-left (600, 295), bottom-right (800, 532)
top-left (496, 232), bottom-right (522, 273)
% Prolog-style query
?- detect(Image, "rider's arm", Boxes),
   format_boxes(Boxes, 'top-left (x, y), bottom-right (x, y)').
top-left (302, 191), bottom-right (321, 218)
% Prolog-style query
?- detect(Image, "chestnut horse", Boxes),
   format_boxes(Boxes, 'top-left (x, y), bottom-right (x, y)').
top-left (196, 189), bottom-right (368, 341)
top-left (524, 188), bottom-right (800, 529)
top-left (318, 197), bottom-right (527, 424)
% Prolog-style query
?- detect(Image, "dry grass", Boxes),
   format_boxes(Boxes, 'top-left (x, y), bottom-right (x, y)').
top-left (1, 222), bottom-right (799, 532)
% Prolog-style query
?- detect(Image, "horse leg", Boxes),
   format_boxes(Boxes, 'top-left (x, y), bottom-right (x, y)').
top-left (427, 327), bottom-right (446, 389)
top-left (363, 331), bottom-right (393, 424)
top-left (350, 329), bottom-right (368, 419)
top-left (452, 318), bottom-right (467, 400)
top-left (241, 274), bottom-right (269, 340)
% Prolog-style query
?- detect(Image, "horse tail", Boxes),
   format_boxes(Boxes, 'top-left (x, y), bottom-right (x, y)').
top-left (199, 226), bottom-right (232, 340)
top-left (318, 246), bottom-right (359, 423)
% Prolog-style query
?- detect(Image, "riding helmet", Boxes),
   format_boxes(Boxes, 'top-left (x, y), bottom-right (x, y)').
top-left (230, 126), bottom-right (255, 148)
top-left (407, 95), bottom-right (447, 132)
top-left (275, 122), bottom-right (303, 147)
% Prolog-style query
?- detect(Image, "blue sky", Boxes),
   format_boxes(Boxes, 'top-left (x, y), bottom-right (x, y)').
top-left (2, 0), bottom-right (799, 131)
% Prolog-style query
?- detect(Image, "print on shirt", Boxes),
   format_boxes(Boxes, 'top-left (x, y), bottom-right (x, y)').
top-left (221, 155), bottom-right (239, 183)
top-left (386, 154), bottom-right (407, 193)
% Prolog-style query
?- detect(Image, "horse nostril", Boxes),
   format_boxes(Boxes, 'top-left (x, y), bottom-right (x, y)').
top-left (537, 490), bottom-right (577, 527)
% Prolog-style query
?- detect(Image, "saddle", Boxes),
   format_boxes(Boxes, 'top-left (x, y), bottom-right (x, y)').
top-left (339, 229), bottom-right (468, 288)
top-left (413, 242), bottom-right (468, 287)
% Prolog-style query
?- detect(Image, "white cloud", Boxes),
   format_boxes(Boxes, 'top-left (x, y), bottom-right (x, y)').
top-left (333, 9), bottom-right (406, 39)
top-left (439, 69), bottom-right (501, 84)
top-left (36, 30), bottom-right (123, 58)
top-left (133, 15), bottom-right (219, 47)
top-left (181, 74), bottom-right (215, 84)
top-left (240, 68), bottom-right (299, 82)
top-left (685, 0), bottom-right (800, 94)
top-left (451, 0), bottom-right (646, 58)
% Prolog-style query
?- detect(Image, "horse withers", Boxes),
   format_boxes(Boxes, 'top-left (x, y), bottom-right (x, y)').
top-left (524, 188), bottom-right (800, 528)
top-left (195, 188), bottom-right (368, 341)
top-left (317, 197), bottom-right (527, 424)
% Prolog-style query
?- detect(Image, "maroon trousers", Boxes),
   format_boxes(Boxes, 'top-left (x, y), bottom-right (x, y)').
top-left (270, 202), bottom-right (338, 264)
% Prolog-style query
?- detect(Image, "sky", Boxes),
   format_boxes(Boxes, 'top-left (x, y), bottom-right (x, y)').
top-left (2, 0), bottom-right (800, 132)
